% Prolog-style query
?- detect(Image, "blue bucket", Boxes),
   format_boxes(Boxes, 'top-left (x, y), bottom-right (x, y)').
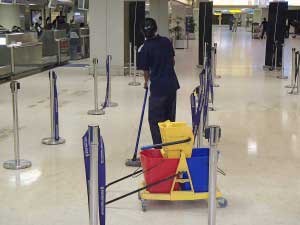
top-left (182, 148), bottom-right (209, 192)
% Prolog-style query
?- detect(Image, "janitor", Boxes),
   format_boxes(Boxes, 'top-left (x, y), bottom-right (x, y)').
top-left (138, 18), bottom-right (180, 145)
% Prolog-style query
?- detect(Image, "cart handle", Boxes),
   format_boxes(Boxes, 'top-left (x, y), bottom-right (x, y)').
top-left (141, 137), bottom-right (191, 151)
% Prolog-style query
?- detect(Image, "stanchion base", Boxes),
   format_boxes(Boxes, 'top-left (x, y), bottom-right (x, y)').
top-left (42, 137), bottom-right (66, 145)
top-left (209, 106), bottom-right (216, 111)
top-left (277, 75), bottom-right (288, 80)
top-left (87, 109), bottom-right (105, 115)
top-left (3, 159), bottom-right (32, 170)
top-left (285, 85), bottom-right (294, 88)
top-left (129, 81), bottom-right (141, 86)
top-left (101, 102), bottom-right (118, 107)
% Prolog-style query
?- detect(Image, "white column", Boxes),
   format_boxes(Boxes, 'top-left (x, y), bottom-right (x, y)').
top-left (89, 0), bottom-right (124, 75)
top-left (150, 0), bottom-right (169, 37)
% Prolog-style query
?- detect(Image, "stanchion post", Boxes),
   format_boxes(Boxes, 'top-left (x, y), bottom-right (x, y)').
top-left (286, 48), bottom-right (296, 88)
top-left (296, 52), bottom-right (300, 95)
top-left (88, 58), bottom-right (105, 115)
top-left (214, 43), bottom-right (221, 79)
top-left (289, 51), bottom-right (300, 95)
top-left (128, 45), bottom-right (141, 86)
top-left (88, 125), bottom-right (100, 225)
top-left (10, 46), bottom-right (15, 74)
top-left (277, 43), bottom-right (288, 79)
top-left (206, 125), bottom-right (221, 225)
top-left (211, 46), bottom-right (219, 87)
top-left (42, 71), bottom-right (65, 145)
top-left (129, 42), bottom-right (132, 77)
top-left (3, 81), bottom-right (32, 170)
top-left (196, 113), bottom-right (203, 148)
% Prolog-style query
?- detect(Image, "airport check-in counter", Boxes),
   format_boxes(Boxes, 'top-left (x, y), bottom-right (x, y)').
top-left (0, 32), bottom-right (42, 77)
top-left (70, 27), bottom-right (89, 60)
top-left (40, 30), bottom-right (70, 66)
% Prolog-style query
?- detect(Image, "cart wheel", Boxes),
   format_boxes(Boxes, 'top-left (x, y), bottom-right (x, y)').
top-left (217, 197), bottom-right (228, 208)
top-left (141, 200), bottom-right (147, 212)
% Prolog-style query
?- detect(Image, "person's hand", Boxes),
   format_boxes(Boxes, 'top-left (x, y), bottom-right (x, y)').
top-left (144, 82), bottom-right (148, 89)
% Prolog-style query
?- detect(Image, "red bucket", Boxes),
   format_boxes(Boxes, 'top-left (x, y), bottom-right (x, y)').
top-left (140, 149), bottom-right (179, 193)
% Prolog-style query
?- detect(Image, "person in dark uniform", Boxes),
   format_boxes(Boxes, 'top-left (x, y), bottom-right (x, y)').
top-left (261, 17), bottom-right (268, 39)
top-left (138, 18), bottom-right (180, 145)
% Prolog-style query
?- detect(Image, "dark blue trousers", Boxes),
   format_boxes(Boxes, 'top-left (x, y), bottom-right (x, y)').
top-left (148, 92), bottom-right (177, 145)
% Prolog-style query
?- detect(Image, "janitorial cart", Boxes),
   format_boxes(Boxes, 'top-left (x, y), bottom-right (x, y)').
top-left (138, 120), bottom-right (227, 212)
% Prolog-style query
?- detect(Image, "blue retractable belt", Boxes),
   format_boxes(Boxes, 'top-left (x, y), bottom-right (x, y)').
top-left (99, 135), bottom-right (106, 225)
top-left (82, 127), bottom-right (106, 225)
top-left (82, 131), bottom-right (91, 206)
top-left (102, 55), bottom-right (112, 109)
top-left (52, 71), bottom-right (60, 141)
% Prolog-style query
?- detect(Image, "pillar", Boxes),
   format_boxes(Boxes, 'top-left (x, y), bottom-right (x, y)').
top-left (264, 1), bottom-right (288, 68)
top-left (150, 0), bottom-right (169, 37)
top-left (89, 0), bottom-right (124, 75)
top-left (198, 0), bottom-right (213, 66)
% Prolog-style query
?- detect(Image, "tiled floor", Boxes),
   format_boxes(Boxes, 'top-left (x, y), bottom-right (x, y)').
top-left (0, 27), bottom-right (300, 225)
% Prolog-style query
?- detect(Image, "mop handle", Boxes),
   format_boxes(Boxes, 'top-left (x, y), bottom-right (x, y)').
top-left (141, 137), bottom-right (191, 151)
top-left (131, 87), bottom-right (149, 159)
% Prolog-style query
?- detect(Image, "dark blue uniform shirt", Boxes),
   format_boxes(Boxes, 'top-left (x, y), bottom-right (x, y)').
top-left (137, 35), bottom-right (180, 97)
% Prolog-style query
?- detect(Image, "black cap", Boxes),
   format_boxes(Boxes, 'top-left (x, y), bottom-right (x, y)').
top-left (143, 18), bottom-right (157, 39)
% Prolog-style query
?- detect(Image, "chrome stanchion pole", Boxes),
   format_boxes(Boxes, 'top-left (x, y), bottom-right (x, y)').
top-left (214, 43), bottom-right (221, 79)
top-left (88, 58), bottom-right (105, 115)
top-left (206, 125), bottom-right (221, 225)
top-left (10, 46), bottom-right (15, 74)
top-left (129, 42), bottom-right (132, 77)
top-left (102, 55), bottom-right (118, 107)
top-left (277, 43), bottom-right (288, 79)
top-left (128, 45), bottom-right (141, 86)
top-left (88, 125), bottom-right (100, 225)
top-left (211, 46), bottom-right (219, 88)
top-left (197, 114), bottom-right (203, 148)
top-left (42, 71), bottom-right (65, 145)
top-left (285, 48), bottom-right (296, 88)
top-left (3, 81), bottom-right (32, 170)
top-left (289, 51), bottom-right (300, 95)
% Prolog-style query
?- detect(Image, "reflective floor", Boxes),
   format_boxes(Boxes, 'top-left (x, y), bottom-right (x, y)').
top-left (0, 27), bottom-right (300, 225)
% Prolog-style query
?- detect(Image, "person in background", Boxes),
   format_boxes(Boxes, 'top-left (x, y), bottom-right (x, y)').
top-left (137, 18), bottom-right (180, 145)
top-left (44, 17), bottom-right (52, 30)
top-left (34, 22), bottom-right (43, 37)
top-left (38, 16), bottom-right (43, 26)
top-left (261, 17), bottom-right (268, 39)
top-left (232, 18), bottom-right (238, 32)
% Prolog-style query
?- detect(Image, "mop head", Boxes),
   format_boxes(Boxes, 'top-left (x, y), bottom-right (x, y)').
top-left (125, 158), bottom-right (141, 167)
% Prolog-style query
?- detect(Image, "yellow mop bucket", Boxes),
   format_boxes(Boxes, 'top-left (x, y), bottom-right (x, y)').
top-left (158, 120), bottom-right (194, 158)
